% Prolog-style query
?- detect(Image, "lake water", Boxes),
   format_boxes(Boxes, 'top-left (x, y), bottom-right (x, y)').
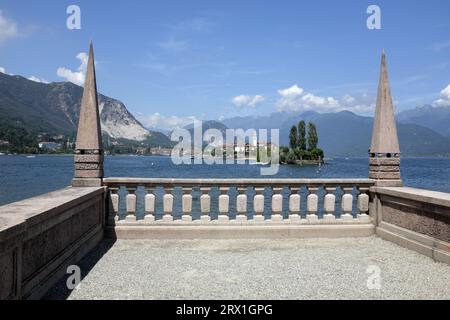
top-left (0, 155), bottom-right (449, 206)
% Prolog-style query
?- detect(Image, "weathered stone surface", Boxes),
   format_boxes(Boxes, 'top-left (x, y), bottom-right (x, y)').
top-left (358, 193), bottom-right (370, 213)
top-left (370, 165), bottom-right (401, 172)
top-left (75, 43), bottom-right (102, 151)
top-left (380, 195), bottom-right (450, 243)
top-left (144, 193), bottom-right (155, 213)
top-left (110, 193), bottom-right (119, 213)
top-left (307, 193), bottom-right (318, 214)
top-left (236, 194), bottom-right (247, 213)
top-left (271, 192), bottom-right (283, 214)
top-left (0, 251), bottom-right (15, 299)
top-left (341, 193), bottom-right (353, 214)
top-left (72, 178), bottom-right (102, 187)
top-left (369, 158), bottom-right (400, 166)
top-left (369, 171), bottom-right (401, 180)
top-left (254, 193), bottom-right (265, 214)
top-left (163, 193), bottom-right (174, 214)
top-left (73, 43), bottom-right (104, 186)
top-left (0, 187), bottom-right (105, 299)
top-left (75, 163), bottom-right (101, 170)
top-left (289, 194), bottom-right (300, 213)
top-left (74, 154), bottom-right (103, 163)
top-left (324, 193), bottom-right (336, 214)
top-left (182, 193), bottom-right (192, 214)
top-left (75, 169), bottom-right (104, 178)
top-left (369, 51), bottom-right (400, 155)
top-left (200, 193), bottom-right (210, 214)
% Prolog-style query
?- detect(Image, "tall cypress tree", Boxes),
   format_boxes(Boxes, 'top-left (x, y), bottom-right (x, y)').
top-left (298, 120), bottom-right (306, 151)
top-left (307, 122), bottom-right (318, 151)
top-left (289, 125), bottom-right (298, 149)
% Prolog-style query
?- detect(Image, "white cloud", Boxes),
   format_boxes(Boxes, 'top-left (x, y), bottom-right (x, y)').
top-left (276, 84), bottom-right (374, 113)
top-left (278, 84), bottom-right (304, 98)
top-left (0, 11), bottom-right (19, 43)
top-left (0, 66), bottom-right (5, 73)
top-left (27, 75), bottom-right (49, 84)
top-left (232, 94), bottom-right (265, 108)
top-left (136, 112), bottom-right (199, 131)
top-left (433, 84), bottom-right (450, 107)
top-left (342, 94), bottom-right (355, 104)
top-left (56, 52), bottom-right (88, 86)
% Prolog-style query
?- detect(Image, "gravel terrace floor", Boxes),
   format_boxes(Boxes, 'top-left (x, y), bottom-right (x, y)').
top-left (45, 236), bottom-right (450, 300)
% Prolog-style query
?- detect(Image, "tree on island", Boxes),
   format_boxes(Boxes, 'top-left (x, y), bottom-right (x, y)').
top-left (298, 120), bottom-right (306, 151)
top-left (289, 125), bottom-right (298, 150)
top-left (307, 122), bottom-right (318, 150)
top-left (280, 121), bottom-right (324, 164)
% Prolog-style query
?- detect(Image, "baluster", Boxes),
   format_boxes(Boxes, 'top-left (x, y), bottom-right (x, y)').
top-left (144, 187), bottom-right (155, 222)
top-left (182, 187), bottom-right (193, 222)
top-left (218, 187), bottom-right (230, 222)
top-left (200, 187), bottom-right (211, 222)
top-left (323, 187), bottom-right (336, 222)
top-left (109, 187), bottom-right (119, 223)
top-left (306, 186), bottom-right (319, 222)
top-left (253, 187), bottom-right (265, 222)
top-left (236, 187), bottom-right (247, 222)
top-left (271, 187), bottom-right (283, 221)
top-left (357, 187), bottom-right (370, 222)
top-left (125, 186), bottom-right (137, 221)
top-left (341, 187), bottom-right (354, 220)
top-left (288, 187), bottom-right (301, 221)
top-left (163, 187), bottom-right (174, 222)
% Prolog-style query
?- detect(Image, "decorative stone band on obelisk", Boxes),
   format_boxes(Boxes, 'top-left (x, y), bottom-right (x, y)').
top-left (369, 51), bottom-right (402, 187)
top-left (72, 42), bottom-right (104, 187)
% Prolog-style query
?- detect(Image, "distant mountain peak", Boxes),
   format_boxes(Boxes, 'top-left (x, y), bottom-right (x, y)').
top-left (0, 72), bottom-right (171, 146)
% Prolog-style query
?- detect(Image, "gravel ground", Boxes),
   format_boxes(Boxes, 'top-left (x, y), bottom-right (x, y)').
top-left (45, 236), bottom-right (450, 300)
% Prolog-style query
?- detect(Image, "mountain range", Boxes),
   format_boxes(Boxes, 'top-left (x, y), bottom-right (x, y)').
top-left (222, 109), bottom-right (450, 157)
top-left (0, 72), bottom-right (171, 147)
top-left (0, 70), bottom-right (449, 156)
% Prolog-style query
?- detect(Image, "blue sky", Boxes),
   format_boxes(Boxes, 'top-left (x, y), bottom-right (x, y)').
top-left (0, 0), bottom-right (449, 130)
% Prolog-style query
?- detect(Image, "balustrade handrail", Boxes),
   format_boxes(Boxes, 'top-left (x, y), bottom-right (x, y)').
top-left (103, 177), bottom-right (375, 188)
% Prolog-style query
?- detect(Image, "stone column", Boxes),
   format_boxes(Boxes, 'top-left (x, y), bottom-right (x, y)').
top-left (182, 187), bottom-right (193, 222)
top-left (144, 187), bottom-right (155, 222)
top-left (200, 187), bottom-right (211, 222)
top-left (288, 187), bottom-right (301, 221)
top-left (109, 187), bottom-right (119, 224)
top-left (306, 186), bottom-right (319, 223)
top-left (72, 42), bottom-right (104, 187)
top-left (236, 187), bottom-right (248, 222)
top-left (271, 187), bottom-right (283, 222)
top-left (253, 187), bottom-right (265, 222)
top-left (323, 187), bottom-right (336, 222)
top-left (369, 51), bottom-right (402, 187)
top-left (218, 187), bottom-right (230, 222)
top-left (125, 187), bottom-right (137, 222)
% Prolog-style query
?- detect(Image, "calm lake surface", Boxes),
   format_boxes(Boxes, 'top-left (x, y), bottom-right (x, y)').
top-left (0, 155), bottom-right (449, 206)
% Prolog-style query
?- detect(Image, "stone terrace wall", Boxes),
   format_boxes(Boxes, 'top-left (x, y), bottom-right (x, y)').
top-left (372, 187), bottom-right (450, 265)
top-left (0, 187), bottom-right (106, 299)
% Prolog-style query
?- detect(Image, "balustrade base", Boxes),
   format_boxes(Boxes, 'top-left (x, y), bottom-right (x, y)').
top-left (106, 224), bottom-right (375, 239)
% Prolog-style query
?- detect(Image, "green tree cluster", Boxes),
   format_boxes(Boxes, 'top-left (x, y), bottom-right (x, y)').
top-left (280, 121), bottom-right (324, 164)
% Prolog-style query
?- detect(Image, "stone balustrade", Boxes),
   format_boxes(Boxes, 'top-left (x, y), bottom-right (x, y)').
top-left (103, 178), bottom-right (374, 225)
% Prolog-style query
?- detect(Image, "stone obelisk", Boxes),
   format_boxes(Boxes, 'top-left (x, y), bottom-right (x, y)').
top-left (369, 51), bottom-right (402, 187)
top-left (72, 42), bottom-right (104, 187)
